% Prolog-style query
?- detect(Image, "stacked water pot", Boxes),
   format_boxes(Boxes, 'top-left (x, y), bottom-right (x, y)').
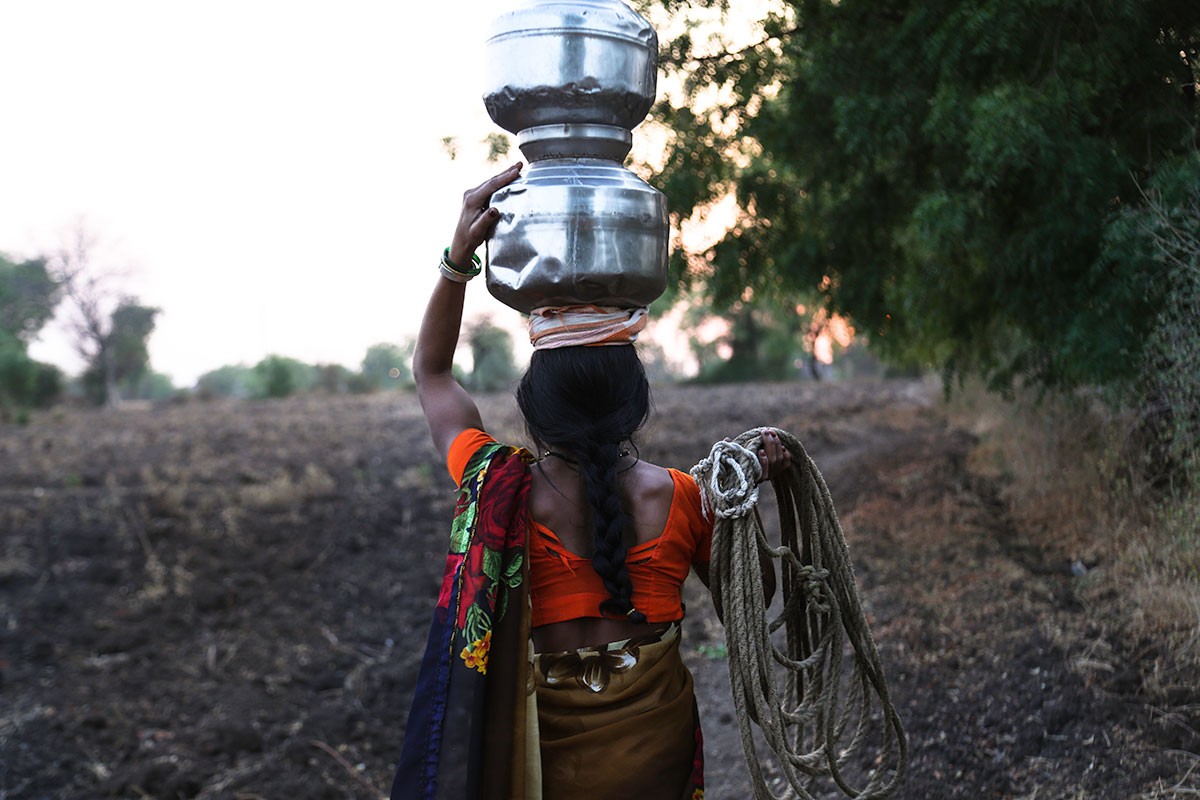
top-left (483, 0), bottom-right (669, 313)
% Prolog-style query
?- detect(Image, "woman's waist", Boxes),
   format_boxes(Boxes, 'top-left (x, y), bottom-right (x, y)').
top-left (532, 617), bottom-right (678, 655)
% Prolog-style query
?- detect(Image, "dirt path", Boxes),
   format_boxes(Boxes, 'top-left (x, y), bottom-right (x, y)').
top-left (676, 383), bottom-right (1190, 798)
top-left (0, 381), bottom-right (1193, 798)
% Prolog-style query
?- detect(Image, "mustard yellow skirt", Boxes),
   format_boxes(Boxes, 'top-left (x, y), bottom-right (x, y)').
top-left (530, 624), bottom-right (704, 800)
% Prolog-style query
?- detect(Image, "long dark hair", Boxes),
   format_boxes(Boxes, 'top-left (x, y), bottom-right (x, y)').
top-left (516, 345), bottom-right (650, 624)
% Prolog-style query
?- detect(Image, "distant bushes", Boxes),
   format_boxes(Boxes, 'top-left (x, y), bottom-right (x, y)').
top-left (192, 324), bottom-right (523, 401)
top-left (254, 355), bottom-right (319, 399)
top-left (360, 343), bottom-right (413, 391)
top-left (195, 341), bottom-right (420, 400)
top-left (0, 336), bottom-right (63, 419)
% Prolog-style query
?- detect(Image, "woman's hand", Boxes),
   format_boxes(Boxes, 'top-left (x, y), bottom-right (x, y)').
top-left (757, 429), bottom-right (792, 483)
top-left (447, 162), bottom-right (523, 267)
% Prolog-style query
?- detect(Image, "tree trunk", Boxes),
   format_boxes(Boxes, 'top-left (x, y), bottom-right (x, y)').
top-left (102, 345), bottom-right (120, 408)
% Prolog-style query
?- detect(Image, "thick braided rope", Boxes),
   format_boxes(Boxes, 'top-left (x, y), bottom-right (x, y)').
top-left (692, 438), bottom-right (762, 519)
top-left (690, 428), bottom-right (907, 800)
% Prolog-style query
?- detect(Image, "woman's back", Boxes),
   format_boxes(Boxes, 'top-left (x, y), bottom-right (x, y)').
top-left (528, 455), bottom-right (686, 652)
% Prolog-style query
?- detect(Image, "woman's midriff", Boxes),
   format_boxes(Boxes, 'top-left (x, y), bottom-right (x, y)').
top-left (532, 617), bottom-right (675, 654)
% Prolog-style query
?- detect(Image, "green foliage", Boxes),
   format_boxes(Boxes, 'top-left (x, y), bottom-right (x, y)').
top-left (253, 355), bottom-right (318, 399)
top-left (0, 255), bottom-right (59, 343)
top-left (80, 299), bottom-right (160, 405)
top-left (359, 342), bottom-right (414, 391)
top-left (109, 300), bottom-right (158, 395)
top-left (195, 364), bottom-right (265, 399)
top-left (0, 334), bottom-right (63, 414)
top-left (484, 133), bottom-right (512, 164)
top-left (644, 0), bottom-right (1200, 392)
top-left (465, 318), bottom-right (519, 393)
top-left (0, 254), bottom-right (63, 413)
top-left (198, 343), bottom-right (415, 400)
top-left (1121, 156), bottom-right (1200, 482)
top-left (132, 371), bottom-right (177, 402)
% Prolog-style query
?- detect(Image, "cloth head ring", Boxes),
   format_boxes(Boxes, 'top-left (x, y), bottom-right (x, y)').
top-left (528, 305), bottom-right (648, 350)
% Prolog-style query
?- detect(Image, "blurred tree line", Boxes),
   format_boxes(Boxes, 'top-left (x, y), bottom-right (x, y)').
top-left (196, 345), bottom-right (416, 400)
top-left (636, 0), bottom-right (1199, 466)
top-left (194, 318), bottom-right (522, 400)
top-left (1, 235), bottom-right (525, 416)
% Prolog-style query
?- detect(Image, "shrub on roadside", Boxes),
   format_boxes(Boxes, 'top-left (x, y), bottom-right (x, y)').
top-left (950, 383), bottom-right (1200, 699)
top-left (1131, 159), bottom-right (1200, 486)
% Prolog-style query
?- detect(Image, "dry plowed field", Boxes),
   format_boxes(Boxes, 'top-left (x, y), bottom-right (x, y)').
top-left (2, 380), bottom-right (1195, 798)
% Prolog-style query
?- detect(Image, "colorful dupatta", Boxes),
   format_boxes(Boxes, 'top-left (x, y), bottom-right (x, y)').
top-left (391, 441), bottom-right (535, 800)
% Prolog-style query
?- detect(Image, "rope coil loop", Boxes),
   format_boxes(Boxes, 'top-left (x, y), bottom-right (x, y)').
top-left (690, 437), bottom-right (763, 520)
top-left (691, 427), bottom-right (907, 800)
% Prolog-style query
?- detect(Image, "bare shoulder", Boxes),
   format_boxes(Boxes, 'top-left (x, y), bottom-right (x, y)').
top-left (623, 460), bottom-right (677, 504)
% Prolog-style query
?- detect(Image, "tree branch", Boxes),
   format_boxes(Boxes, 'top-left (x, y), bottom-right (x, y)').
top-left (664, 24), bottom-right (803, 67)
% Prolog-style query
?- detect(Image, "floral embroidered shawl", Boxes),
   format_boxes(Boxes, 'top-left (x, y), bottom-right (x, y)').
top-left (391, 441), bottom-right (534, 800)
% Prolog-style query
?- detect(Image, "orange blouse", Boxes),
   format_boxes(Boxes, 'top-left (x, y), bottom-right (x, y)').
top-left (447, 428), bottom-right (712, 627)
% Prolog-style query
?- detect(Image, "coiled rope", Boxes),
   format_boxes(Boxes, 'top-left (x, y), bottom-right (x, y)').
top-left (691, 428), bottom-right (907, 799)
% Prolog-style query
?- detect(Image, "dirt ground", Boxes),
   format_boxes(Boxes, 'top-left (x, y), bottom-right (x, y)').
top-left (1, 379), bottom-right (1197, 799)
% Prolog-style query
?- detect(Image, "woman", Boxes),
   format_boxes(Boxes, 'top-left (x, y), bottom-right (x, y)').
top-left (392, 164), bottom-right (788, 800)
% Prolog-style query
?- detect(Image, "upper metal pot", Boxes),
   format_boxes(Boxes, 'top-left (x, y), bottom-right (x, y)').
top-left (483, 0), bottom-right (659, 136)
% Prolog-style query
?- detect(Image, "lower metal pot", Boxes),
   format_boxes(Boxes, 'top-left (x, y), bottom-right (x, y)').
top-left (485, 158), bottom-right (669, 314)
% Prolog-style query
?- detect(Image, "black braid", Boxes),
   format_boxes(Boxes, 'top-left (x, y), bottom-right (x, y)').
top-left (578, 438), bottom-right (646, 624)
top-left (516, 346), bottom-right (651, 624)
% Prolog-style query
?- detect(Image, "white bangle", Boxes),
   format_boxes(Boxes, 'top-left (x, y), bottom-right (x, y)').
top-left (438, 262), bottom-right (472, 283)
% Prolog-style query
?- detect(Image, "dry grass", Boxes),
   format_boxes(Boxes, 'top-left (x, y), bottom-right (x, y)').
top-left (1133, 751), bottom-right (1200, 798)
top-left (947, 383), bottom-right (1200, 690)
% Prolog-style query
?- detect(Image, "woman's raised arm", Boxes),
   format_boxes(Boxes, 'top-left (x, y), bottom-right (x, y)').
top-left (413, 163), bottom-right (523, 460)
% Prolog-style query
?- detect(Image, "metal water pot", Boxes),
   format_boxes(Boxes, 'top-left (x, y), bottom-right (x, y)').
top-left (482, 0), bottom-right (670, 313)
top-left (486, 158), bottom-right (668, 313)
top-left (483, 0), bottom-right (658, 136)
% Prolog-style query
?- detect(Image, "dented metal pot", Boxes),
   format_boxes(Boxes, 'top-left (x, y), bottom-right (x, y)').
top-left (482, 0), bottom-right (669, 312)
top-left (483, 0), bottom-right (658, 137)
top-left (485, 158), bottom-right (668, 313)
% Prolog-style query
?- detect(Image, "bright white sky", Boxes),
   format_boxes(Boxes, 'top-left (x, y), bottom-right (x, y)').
top-left (0, 1), bottom-right (780, 386)
top-left (0, 1), bottom-right (537, 386)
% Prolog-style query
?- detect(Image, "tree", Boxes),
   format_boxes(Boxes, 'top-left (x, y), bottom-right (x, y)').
top-left (253, 355), bottom-right (317, 399)
top-left (465, 318), bottom-right (519, 392)
top-left (688, 294), bottom-right (808, 383)
top-left (639, 0), bottom-right (1200, 392)
top-left (0, 254), bottom-right (64, 414)
top-left (77, 298), bottom-right (160, 406)
top-left (359, 342), bottom-right (414, 391)
top-left (195, 364), bottom-right (264, 399)
top-left (48, 225), bottom-right (164, 406)
top-left (131, 371), bottom-right (176, 402)
top-left (0, 255), bottom-right (59, 342)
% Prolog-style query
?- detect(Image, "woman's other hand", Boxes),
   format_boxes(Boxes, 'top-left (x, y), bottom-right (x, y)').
top-left (448, 162), bottom-right (523, 267)
top-left (758, 429), bottom-right (791, 483)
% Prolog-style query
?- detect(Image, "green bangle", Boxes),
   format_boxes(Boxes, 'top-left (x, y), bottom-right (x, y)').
top-left (441, 247), bottom-right (482, 278)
